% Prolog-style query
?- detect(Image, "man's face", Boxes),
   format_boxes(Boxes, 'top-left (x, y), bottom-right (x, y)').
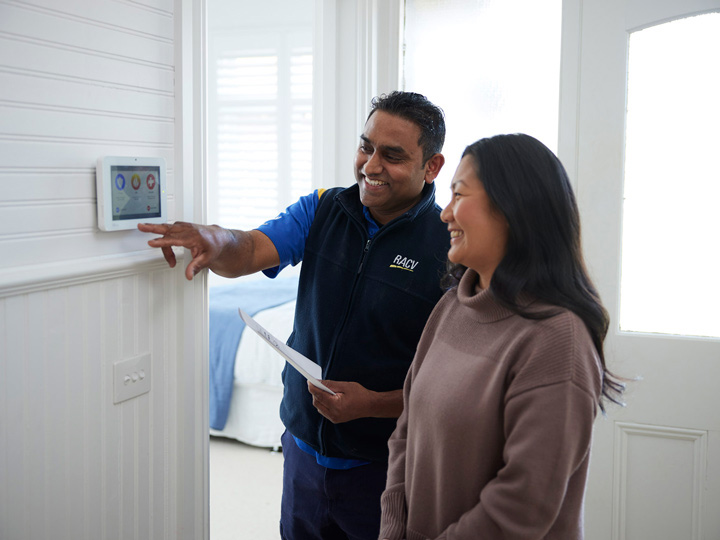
top-left (354, 111), bottom-right (436, 225)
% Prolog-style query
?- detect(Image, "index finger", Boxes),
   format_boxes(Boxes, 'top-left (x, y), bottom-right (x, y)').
top-left (137, 222), bottom-right (171, 234)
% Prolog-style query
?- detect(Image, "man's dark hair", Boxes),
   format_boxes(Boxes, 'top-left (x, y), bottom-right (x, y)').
top-left (368, 91), bottom-right (446, 165)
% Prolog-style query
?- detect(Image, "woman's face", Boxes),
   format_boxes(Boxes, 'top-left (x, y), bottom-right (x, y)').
top-left (441, 155), bottom-right (509, 289)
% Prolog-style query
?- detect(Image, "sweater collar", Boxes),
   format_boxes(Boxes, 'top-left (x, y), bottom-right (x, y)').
top-left (456, 270), bottom-right (518, 323)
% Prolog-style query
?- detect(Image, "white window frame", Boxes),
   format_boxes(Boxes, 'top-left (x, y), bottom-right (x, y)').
top-left (313, 0), bottom-right (403, 189)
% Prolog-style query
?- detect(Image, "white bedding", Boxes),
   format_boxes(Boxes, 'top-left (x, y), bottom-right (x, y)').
top-left (209, 300), bottom-right (296, 449)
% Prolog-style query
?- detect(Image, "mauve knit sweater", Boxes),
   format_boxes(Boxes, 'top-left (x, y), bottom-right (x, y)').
top-left (379, 269), bottom-right (602, 540)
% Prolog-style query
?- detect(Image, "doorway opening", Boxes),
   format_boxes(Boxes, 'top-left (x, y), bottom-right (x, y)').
top-left (206, 1), bottom-right (314, 538)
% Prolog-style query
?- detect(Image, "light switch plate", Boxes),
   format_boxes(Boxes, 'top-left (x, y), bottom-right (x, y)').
top-left (113, 353), bottom-right (151, 404)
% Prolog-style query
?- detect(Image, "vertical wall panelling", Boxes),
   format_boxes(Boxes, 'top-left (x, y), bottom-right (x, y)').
top-left (119, 276), bottom-right (134, 539)
top-left (0, 297), bottom-right (5, 537)
top-left (84, 281), bottom-right (104, 539)
top-left (25, 291), bottom-right (46, 539)
top-left (65, 285), bottom-right (86, 534)
top-left (150, 268), bottom-right (174, 539)
top-left (105, 279), bottom-right (122, 539)
top-left (1, 268), bottom-right (182, 539)
top-left (136, 273), bottom-right (152, 539)
top-left (45, 287), bottom-right (68, 536)
top-left (0, 0), bottom-right (200, 537)
top-left (1, 295), bottom-right (28, 540)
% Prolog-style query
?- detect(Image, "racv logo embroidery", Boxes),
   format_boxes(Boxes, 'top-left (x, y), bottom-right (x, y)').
top-left (389, 254), bottom-right (418, 272)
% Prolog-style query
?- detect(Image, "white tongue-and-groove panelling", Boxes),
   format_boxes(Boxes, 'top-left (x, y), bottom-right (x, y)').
top-left (0, 1), bottom-right (198, 539)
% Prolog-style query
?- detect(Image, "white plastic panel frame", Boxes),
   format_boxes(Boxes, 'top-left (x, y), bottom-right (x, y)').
top-left (96, 156), bottom-right (168, 231)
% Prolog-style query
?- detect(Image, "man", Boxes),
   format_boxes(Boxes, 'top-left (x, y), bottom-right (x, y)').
top-left (139, 91), bottom-right (449, 540)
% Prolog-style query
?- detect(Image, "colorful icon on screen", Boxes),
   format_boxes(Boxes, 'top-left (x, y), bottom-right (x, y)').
top-left (115, 174), bottom-right (126, 190)
top-left (146, 174), bottom-right (156, 190)
top-left (131, 174), bottom-right (141, 190)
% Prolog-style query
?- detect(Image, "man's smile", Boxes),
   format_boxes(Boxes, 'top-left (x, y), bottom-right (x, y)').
top-left (365, 178), bottom-right (388, 187)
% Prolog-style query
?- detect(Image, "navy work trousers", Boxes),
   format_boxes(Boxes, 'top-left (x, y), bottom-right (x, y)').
top-left (279, 430), bottom-right (388, 540)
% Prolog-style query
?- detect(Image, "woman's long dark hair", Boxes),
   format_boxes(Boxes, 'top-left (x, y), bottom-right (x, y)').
top-left (442, 134), bottom-right (624, 411)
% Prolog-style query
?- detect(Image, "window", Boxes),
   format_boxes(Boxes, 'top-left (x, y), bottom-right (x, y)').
top-left (210, 33), bottom-right (313, 232)
top-left (402, 0), bottom-right (562, 207)
top-left (207, 1), bottom-right (314, 286)
top-left (620, 13), bottom-right (720, 338)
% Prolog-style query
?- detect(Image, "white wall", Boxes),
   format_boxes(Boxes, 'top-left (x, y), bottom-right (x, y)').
top-left (0, 0), bottom-right (206, 539)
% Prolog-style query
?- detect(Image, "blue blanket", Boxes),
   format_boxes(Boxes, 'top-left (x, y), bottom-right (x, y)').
top-left (209, 276), bottom-right (299, 430)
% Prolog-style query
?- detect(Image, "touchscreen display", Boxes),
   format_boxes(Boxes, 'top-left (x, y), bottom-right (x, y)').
top-left (110, 165), bottom-right (161, 220)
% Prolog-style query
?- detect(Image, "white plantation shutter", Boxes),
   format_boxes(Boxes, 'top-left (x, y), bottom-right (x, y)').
top-left (210, 32), bottom-right (313, 233)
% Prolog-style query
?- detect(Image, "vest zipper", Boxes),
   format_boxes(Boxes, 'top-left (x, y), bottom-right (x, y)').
top-left (319, 236), bottom-right (372, 456)
top-left (356, 239), bottom-right (372, 274)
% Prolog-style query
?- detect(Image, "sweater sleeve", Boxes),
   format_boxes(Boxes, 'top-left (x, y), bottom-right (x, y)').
top-left (438, 314), bottom-right (602, 540)
top-left (379, 294), bottom-right (451, 540)
top-left (379, 362), bottom-right (413, 540)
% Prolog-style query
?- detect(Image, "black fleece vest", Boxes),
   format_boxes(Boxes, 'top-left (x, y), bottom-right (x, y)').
top-left (281, 182), bottom-right (450, 462)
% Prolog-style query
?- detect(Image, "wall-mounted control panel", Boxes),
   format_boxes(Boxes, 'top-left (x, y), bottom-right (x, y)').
top-left (96, 156), bottom-right (167, 231)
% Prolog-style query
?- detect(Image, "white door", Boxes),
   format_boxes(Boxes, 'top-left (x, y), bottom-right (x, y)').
top-left (569, 0), bottom-right (720, 538)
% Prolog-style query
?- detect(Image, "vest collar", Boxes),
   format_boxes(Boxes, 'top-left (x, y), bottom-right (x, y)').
top-left (335, 182), bottom-right (438, 227)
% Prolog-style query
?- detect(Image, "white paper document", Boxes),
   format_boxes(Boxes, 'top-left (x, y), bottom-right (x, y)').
top-left (238, 309), bottom-right (336, 395)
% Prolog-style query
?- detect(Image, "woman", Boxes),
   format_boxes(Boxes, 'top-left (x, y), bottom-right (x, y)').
top-left (379, 134), bottom-right (623, 540)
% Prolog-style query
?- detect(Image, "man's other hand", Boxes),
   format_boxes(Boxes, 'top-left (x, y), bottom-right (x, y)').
top-left (307, 380), bottom-right (374, 424)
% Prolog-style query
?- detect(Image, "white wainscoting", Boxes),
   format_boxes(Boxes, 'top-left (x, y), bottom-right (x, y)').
top-left (0, 264), bottom-right (181, 540)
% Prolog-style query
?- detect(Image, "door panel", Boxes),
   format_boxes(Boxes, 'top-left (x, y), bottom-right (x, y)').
top-left (568, 0), bottom-right (720, 538)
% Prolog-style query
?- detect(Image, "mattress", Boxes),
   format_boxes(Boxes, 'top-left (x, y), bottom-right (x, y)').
top-left (209, 300), bottom-right (296, 449)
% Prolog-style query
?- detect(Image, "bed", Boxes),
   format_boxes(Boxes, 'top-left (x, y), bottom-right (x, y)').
top-left (208, 276), bottom-right (299, 449)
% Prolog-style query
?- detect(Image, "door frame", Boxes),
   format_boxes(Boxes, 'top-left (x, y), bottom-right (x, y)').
top-left (179, 0), bottom-right (210, 538)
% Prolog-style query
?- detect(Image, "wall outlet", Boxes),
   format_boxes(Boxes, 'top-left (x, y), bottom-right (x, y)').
top-left (113, 353), bottom-right (151, 404)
